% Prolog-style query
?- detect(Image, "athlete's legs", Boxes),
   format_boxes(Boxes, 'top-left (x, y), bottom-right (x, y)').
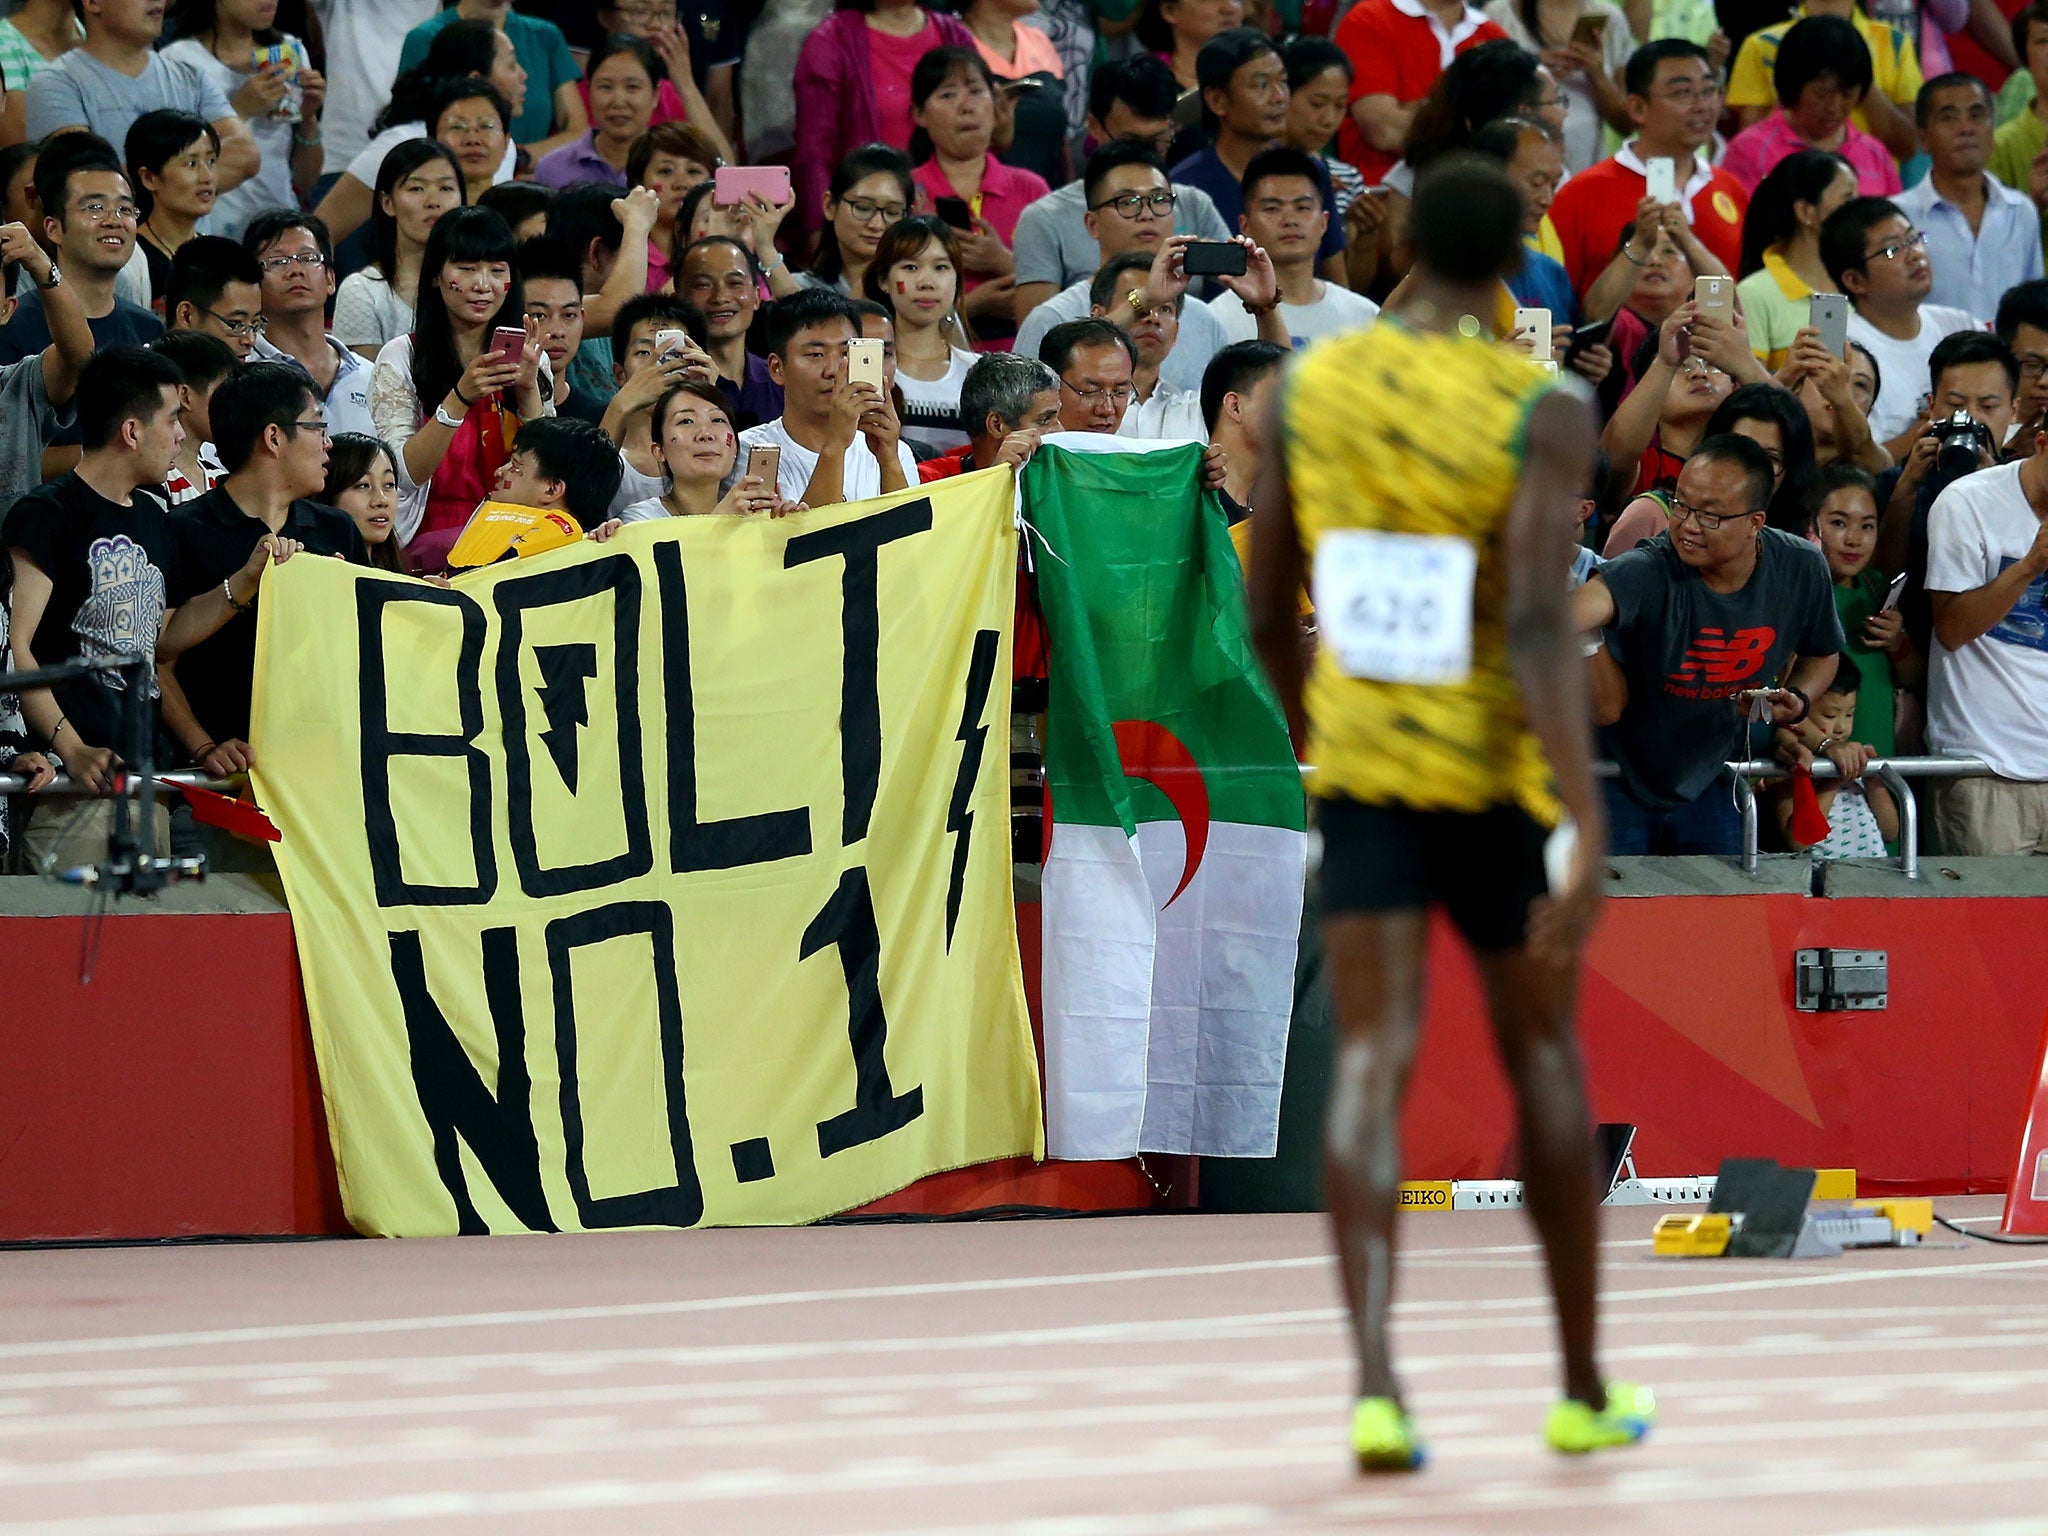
top-left (1474, 944), bottom-right (1603, 1407)
top-left (1322, 907), bottom-right (1430, 1403)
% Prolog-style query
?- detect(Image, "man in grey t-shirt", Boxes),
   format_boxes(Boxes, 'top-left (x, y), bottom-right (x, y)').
top-left (1569, 435), bottom-right (1849, 856)
top-left (27, 0), bottom-right (256, 192)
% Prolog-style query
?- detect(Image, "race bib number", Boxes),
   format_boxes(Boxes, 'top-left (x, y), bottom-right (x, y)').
top-left (1313, 529), bottom-right (1477, 685)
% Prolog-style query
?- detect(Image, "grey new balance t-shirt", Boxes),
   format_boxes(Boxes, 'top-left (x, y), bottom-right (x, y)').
top-left (1598, 527), bottom-right (1845, 809)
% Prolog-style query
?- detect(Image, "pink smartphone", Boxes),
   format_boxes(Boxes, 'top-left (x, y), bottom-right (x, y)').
top-left (714, 165), bottom-right (792, 207)
top-left (491, 326), bottom-right (527, 366)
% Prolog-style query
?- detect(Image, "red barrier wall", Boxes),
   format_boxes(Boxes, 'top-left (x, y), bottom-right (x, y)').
top-left (3, 892), bottom-right (2039, 1240)
top-left (1402, 897), bottom-right (2047, 1194)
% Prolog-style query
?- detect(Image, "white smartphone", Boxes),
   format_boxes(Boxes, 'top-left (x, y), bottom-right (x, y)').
top-left (845, 336), bottom-right (885, 389)
top-left (1882, 570), bottom-right (1910, 612)
top-left (1810, 292), bottom-right (1850, 357)
top-left (653, 327), bottom-right (689, 360)
top-left (1694, 274), bottom-right (1733, 321)
top-left (1645, 156), bottom-right (1677, 206)
top-left (744, 443), bottom-right (780, 489)
top-left (1513, 306), bottom-right (1552, 360)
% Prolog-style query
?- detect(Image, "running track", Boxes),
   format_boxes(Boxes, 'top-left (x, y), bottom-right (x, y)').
top-left (3, 1200), bottom-right (2045, 1533)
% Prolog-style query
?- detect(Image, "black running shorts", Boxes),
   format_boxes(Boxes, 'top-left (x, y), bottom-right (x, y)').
top-left (1314, 793), bottom-right (1552, 952)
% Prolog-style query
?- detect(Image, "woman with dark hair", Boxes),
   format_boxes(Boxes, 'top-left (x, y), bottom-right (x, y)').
top-left (1281, 36), bottom-right (1366, 215)
top-left (791, 0), bottom-right (979, 243)
top-left (631, 121), bottom-right (724, 293)
top-left (334, 139), bottom-right (464, 362)
top-left (1479, 0), bottom-right (1634, 175)
top-left (313, 19), bottom-right (525, 246)
top-left (866, 215), bottom-right (977, 450)
top-left (125, 111), bottom-right (219, 308)
top-left (956, 0), bottom-right (1068, 186)
top-left (1705, 380), bottom-right (1822, 532)
top-left (321, 433), bottom-right (406, 573)
top-left (1735, 148), bottom-right (1857, 369)
top-left (909, 47), bottom-right (1049, 331)
top-left (800, 143), bottom-right (917, 297)
top-left (594, 381), bottom-right (794, 527)
top-left (367, 206), bottom-right (549, 572)
top-left (163, 0), bottom-right (323, 242)
top-left (1402, 40), bottom-right (1556, 179)
top-left (1721, 15), bottom-right (1900, 195)
top-left (534, 36), bottom-right (668, 188)
top-left (431, 77), bottom-right (516, 207)
top-left (1135, 0), bottom-right (1244, 90)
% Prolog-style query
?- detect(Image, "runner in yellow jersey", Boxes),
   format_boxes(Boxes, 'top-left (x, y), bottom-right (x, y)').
top-left (1246, 154), bottom-right (1655, 1473)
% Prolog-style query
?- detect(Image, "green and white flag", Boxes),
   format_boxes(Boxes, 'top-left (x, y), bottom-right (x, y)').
top-left (1022, 435), bottom-right (1306, 1161)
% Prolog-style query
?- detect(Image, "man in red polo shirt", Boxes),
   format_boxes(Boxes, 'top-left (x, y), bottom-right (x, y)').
top-left (1335, 0), bottom-right (1508, 185)
top-left (1548, 39), bottom-right (1749, 297)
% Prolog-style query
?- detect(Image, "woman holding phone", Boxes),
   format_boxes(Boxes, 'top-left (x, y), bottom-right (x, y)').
top-left (1480, 0), bottom-right (1634, 175)
top-left (368, 206), bottom-right (549, 573)
top-left (908, 47), bottom-right (1049, 333)
top-left (1735, 148), bottom-right (1858, 372)
top-left (593, 383), bottom-right (801, 529)
top-left (334, 140), bottom-right (466, 362)
top-left (867, 216), bottom-right (978, 451)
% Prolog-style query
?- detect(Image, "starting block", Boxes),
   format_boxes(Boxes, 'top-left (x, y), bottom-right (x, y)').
top-left (1652, 1159), bottom-right (1925, 1259)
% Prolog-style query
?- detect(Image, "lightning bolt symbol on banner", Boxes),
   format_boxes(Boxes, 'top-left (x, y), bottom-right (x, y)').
top-left (944, 629), bottom-right (1001, 950)
top-left (534, 642), bottom-right (598, 793)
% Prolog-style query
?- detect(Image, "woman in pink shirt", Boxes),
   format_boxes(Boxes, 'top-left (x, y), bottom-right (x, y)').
top-left (1720, 15), bottom-right (1903, 197)
top-left (909, 47), bottom-right (1050, 334)
top-left (793, 0), bottom-right (979, 246)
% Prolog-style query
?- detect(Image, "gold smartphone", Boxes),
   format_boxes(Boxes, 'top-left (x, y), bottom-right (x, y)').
top-left (745, 444), bottom-right (781, 488)
top-left (846, 337), bottom-right (885, 389)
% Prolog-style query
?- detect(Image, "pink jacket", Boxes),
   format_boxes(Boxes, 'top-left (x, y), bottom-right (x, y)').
top-left (793, 7), bottom-right (977, 240)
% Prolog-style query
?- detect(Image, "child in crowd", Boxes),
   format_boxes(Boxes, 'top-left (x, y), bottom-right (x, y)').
top-left (150, 330), bottom-right (236, 505)
top-left (1771, 654), bottom-right (1900, 858)
top-left (1808, 461), bottom-right (1921, 758)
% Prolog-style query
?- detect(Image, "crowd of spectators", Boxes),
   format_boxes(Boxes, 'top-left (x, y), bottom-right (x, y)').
top-left (5, 0), bottom-right (2048, 869)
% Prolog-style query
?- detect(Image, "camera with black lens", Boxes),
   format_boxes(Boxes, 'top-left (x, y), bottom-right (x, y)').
top-left (1932, 408), bottom-right (1996, 479)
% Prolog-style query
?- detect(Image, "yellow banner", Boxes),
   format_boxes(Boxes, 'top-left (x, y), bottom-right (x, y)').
top-left (250, 470), bottom-right (1042, 1236)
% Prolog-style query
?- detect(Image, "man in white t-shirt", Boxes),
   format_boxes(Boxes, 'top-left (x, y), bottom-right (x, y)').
top-left (1210, 147), bottom-right (1379, 349)
top-left (1924, 434), bottom-right (2048, 853)
top-left (737, 289), bottom-right (914, 509)
top-left (1822, 196), bottom-right (1981, 455)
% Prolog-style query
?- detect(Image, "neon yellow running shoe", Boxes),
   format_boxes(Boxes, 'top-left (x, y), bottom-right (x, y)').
top-left (1544, 1382), bottom-right (1656, 1454)
top-left (1351, 1396), bottom-right (1426, 1473)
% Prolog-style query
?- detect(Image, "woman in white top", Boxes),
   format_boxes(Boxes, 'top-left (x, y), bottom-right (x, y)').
top-left (313, 18), bottom-right (525, 246)
top-left (368, 205), bottom-right (551, 573)
top-left (161, 0), bottom-right (326, 244)
top-left (334, 139), bottom-right (463, 361)
top-left (865, 214), bottom-right (977, 453)
top-left (592, 382), bottom-right (797, 532)
top-left (1481, 0), bottom-right (1635, 176)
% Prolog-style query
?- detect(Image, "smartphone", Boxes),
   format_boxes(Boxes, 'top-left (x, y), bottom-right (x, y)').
top-left (934, 195), bottom-right (974, 232)
top-left (653, 327), bottom-right (690, 361)
top-left (1694, 274), bottom-right (1733, 322)
top-left (1564, 312), bottom-right (1615, 363)
top-left (1513, 306), bottom-right (1552, 360)
top-left (1882, 570), bottom-right (1910, 612)
top-left (1810, 292), bottom-right (1850, 357)
top-left (1182, 240), bottom-right (1248, 278)
top-left (998, 77), bottom-right (1045, 94)
top-left (744, 443), bottom-right (780, 490)
top-left (1645, 156), bottom-right (1677, 205)
top-left (846, 336), bottom-right (885, 389)
top-left (491, 325), bottom-right (526, 366)
top-left (713, 164), bottom-right (792, 208)
top-left (1569, 13), bottom-right (1607, 50)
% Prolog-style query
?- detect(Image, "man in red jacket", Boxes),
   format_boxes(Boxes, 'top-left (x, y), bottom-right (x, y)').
top-left (1334, 0), bottom-right (1508, 185)
top-left (1548, 38), bottom-right (1749, 297)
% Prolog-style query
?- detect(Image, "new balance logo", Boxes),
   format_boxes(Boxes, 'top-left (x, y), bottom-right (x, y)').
top-left (1673, 626), bottom-right (1776, 686)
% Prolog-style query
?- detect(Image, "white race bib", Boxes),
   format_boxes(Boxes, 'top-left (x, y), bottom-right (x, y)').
top-left (1312, 529), bottom-right (1477, 686)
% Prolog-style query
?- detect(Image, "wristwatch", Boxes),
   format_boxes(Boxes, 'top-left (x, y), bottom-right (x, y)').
top-left (35, 264), bottom-right (59, 289)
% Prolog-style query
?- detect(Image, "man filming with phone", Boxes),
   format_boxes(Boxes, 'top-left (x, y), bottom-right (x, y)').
top-left (737, 289), bottom-right (912, 509)
top-left (1569, 433), bottom-right (1850, 854)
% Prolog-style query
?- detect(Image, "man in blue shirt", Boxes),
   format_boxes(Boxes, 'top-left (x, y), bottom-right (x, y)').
top-left (1472, 114), bottom-right (1579, 323)
top-left (1170, 28), bottom-right (1347, 286)
top-left (1896, 73), bottom-right (2044, 323)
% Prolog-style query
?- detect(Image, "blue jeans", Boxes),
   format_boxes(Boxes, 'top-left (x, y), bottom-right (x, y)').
top-left (1605, 774), bottom-right (1743, 856)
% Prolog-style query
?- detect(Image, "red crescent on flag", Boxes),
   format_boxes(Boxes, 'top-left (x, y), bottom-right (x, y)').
top-left (1112, 719), bottom-right (1209, 907)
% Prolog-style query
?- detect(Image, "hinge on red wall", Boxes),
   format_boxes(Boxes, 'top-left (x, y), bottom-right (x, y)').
top-left (1794, 949), bottom-right (1888, 1012)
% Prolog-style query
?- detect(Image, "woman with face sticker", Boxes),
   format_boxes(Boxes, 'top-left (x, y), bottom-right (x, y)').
top-left (867, 215), bottom-right (977, 453)
top-left (368, 205), bottom-right (549, 573)
top-left (590, 381), bottom-right (803, 535)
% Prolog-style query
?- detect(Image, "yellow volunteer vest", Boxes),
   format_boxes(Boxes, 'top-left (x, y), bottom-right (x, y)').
top-left (1283, 320), bottom-right (1560, 824)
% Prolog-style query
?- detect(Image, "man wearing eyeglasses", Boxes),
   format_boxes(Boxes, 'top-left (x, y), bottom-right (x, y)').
top-left (1547, 39), bottom-right (1749, 297)
top-left (1821, 195), bottom-right (1984, 456)
top-left (1569, 434), bottom-right (1848, 854)
top-left (0, 141), bottom-right (163, 482)
top-left (161, 362), bottom-right (364, 801)
top-left (1995, 280), bottom-right (2048, 448)
top-left (241, 211), bottom-right (376, 442)
top-left (164, 236), bottom-right (265, 362)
